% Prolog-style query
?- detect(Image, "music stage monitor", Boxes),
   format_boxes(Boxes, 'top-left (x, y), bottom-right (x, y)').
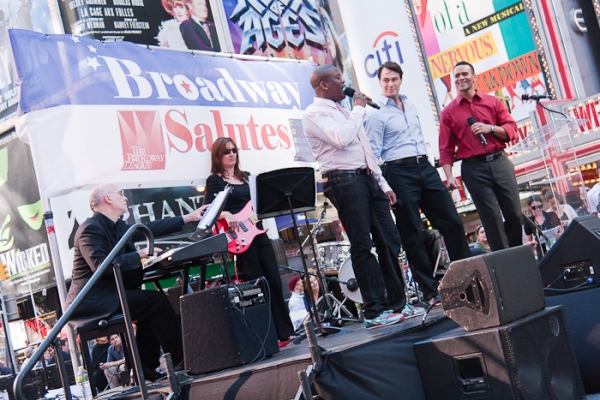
top-left (538, 215), bottom-right (600, 294)
top-left (252, 167), bottom-right (316, 219)
top-left (415, 306), bottom-right (585, 400)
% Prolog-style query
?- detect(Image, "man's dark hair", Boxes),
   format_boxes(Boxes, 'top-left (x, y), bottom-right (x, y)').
top-left (377, 61), bottom-right (403, 80)
top-left (454, 61), bottom-right (475, 74)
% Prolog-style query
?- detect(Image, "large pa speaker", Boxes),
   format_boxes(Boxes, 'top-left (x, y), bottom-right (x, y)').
top-left (415, 306), bottom-right (585, 400)
top-left (439, 245), bottom-right (544, 331)
top-left (180, 284), bottom-right (279, 375)
top-left (546, 286), bottom-right (600, 393)
top-left (538, 215), bottom-right (600, 294)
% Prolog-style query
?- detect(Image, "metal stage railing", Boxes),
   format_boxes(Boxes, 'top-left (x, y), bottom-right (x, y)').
top-left (14, 223), bottom-right (155, 400)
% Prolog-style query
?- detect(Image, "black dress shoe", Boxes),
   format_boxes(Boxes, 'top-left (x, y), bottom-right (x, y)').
top-left (143, 367), bottom-right (166, 382)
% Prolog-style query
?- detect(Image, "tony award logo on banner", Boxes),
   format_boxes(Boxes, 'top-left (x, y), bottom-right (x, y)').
top-left (118, 111), bottom-right (166, 171)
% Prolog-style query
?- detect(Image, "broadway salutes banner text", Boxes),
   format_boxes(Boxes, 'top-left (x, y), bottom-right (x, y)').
top-left (8, 29), bottom-right (316, 199)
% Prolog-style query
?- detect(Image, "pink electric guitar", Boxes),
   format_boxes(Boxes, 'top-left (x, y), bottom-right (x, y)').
top-left (215, 201), bottom-right (266, 254)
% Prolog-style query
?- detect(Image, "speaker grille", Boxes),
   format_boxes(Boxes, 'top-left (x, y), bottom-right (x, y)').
top-left (502, 308), bottom-right (585, 400)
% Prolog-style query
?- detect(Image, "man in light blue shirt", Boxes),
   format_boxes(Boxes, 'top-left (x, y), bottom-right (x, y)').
top-left (365, 61), bottom-right (470, 304)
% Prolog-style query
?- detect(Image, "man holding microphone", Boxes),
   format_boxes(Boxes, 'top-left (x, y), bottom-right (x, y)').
top-left (439, 61), bottom-right (521, 251)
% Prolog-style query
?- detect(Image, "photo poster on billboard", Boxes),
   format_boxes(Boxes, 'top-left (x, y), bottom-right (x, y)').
top-left (0, 0), bottom-right (63, 133)
top-left (337, 0), bottom-right (441, 160)
top-left (411, 0), bottom-right (553, 122)
top-left (59, 0), bottom-right (222, 51)
top-left (0, 130), bottom-right (54, 298)
top-left (49, 185), bottom-right (207, 280)
top-left (222, 0), bottom-right (355, 84)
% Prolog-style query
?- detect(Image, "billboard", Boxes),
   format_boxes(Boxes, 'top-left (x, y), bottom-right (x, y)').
top-left (59, 0), bottom-right (221, 51)
top-left (0, 130), bottom-right (53, 297)
top-left (337, 0), bottom-right (440, 158)
top-left (223, 0), bottom-right (329, 61)
top-left (9, 29), bottom-right (314, 200)
top-left (410, 0), bottom-right (555, 122)
top-left (0, 0), bottom-right (63, 133)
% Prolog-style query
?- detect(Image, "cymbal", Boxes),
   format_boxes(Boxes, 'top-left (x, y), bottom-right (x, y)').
top-left (306, 193), bottom-right (339, 223)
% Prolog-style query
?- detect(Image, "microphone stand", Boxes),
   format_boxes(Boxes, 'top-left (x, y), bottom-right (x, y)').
top-left (522, 212), bottom-right (552, 258)
top-left (534, 99), bottom-right (569, 119)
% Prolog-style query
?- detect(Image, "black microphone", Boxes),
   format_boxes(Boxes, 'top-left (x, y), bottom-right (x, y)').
top-left (343, 87), bottom-right (380, 109)
top-left (467, 116), bottom-right (487, 146)
top-left (521, 94), bottom-right (552, 101)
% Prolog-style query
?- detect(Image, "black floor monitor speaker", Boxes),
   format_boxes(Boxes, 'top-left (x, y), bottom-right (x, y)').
top-left (414, 306), bottom-right (585, 400)
top-left (439, 245), bottom-right (545, 331)
top-left (180, 283), bottom-right (279, 375)
top-left (546, 286), bottom-right (600, 393)
top-left (538, 215), bottom-right (600, 294)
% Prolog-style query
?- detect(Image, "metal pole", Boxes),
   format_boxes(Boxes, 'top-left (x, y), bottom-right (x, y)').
top-left (43, 211), bottom-right (80, 374)
top-left (0, 293), bottom-right (16, 374)
top-left (113, 266), bottom-right (149, 399)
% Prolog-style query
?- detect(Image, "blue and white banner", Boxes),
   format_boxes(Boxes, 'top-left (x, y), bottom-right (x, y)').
top-left (9, 29), bottom-right (315, 199)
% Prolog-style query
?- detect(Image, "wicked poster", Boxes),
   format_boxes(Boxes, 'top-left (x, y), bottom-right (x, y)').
top-left (0, 130), bottom-right (54, 298)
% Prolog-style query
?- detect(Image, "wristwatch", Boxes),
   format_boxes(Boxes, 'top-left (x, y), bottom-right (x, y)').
top-left (491, 125), bottom-right (496, 133)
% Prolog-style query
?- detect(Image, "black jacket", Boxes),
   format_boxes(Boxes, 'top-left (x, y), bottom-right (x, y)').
top-left (66, 212), bottom-right (184, 319)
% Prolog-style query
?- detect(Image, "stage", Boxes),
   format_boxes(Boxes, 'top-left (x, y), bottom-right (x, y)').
top-left (95, 309), bottom-right (457, 400)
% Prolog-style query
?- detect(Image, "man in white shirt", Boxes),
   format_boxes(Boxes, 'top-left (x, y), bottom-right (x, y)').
top-left (587, 164), bottom-right (600, 215)
top-left (302, 65), bottom-right (409, 329)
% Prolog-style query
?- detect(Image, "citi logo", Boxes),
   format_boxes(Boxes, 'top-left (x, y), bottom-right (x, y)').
top-left (364, 31), bottom-right (404, 78)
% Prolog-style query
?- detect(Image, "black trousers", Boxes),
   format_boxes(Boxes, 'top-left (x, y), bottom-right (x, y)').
top-left (237, 233), bottom-right (295, 341)
top-left (323, 173), bottom-right (406, 319)
top-left (384, 161), bottom-right (471, 299)
top-left (461, 155), bottom-right (522, 251)
top-left (126, 289), bottom-right (183, 369)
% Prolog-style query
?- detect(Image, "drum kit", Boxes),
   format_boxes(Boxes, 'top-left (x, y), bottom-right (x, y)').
top-left (316, 242), bottom-right (423, 308)
top-left (294, 202), bottom-right (432, 326)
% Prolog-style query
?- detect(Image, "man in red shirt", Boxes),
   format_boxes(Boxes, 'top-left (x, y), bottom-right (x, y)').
top-left (439, 61), bottom-right (521, 251)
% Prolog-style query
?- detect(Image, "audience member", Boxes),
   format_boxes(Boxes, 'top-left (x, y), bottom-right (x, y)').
top-left (287, 276), bottom-right (308, 329)
top-left (34, 347), bottom-right (54, 369)
top-left (544, 191), bottom-right (577, 227)
top-left (48, 340), bottom-right (71, 364)
top-left (473, 225), bottom-right (491, 253)
top-left (577, 186), bottom-right (591, 216)
top-left (524, 195), bottom-right (563, 258)
top-left (101, 334), bottom-right (125, 389)
top-left (91, 337), bottom-right (110, 393)
top-left (587, 164), bottom-right (600, 215)
top-left (0, 361), bottom-right (11, 375)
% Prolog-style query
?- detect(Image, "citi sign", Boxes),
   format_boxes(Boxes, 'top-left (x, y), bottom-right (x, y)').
top-left (364, 31), bottom-right (404, 78)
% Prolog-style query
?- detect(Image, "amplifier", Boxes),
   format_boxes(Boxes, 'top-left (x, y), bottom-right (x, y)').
top-left (181, 280), bottom-right (279, 375)
top-left (228, 279), bottom-right (267, 308)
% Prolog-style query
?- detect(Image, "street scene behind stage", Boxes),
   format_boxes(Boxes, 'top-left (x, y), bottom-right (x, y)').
top-left (0, 0), bottom-right (600, 399)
